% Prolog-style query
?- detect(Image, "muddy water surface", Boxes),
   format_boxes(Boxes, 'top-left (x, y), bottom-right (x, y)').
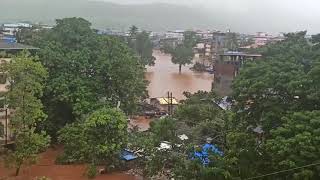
top-left (145, 50), bottom-right (214, 100)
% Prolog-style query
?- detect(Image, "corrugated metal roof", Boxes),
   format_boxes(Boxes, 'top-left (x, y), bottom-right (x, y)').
top-left (157, 97), bottom-right (179, 105)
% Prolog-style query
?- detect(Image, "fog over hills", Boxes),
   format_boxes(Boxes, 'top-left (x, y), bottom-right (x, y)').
top-left (1, 0), bottom-right (319, 33)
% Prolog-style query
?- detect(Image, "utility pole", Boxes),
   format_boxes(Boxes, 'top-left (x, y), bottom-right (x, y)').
top-left (170, 92), bottom-right (173, 115)
top-left (167, 92), bottom-right (170, 115)
top-left (167, 91), bottom-right (175, 116)
top-left (5, 108), bottom-right (7, 145)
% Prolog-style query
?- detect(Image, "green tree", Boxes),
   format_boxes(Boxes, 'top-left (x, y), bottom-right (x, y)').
top-left (232, 31), bottom-right (315, 133)
top-left (0, 123), bottom-right (4, 137)
top-left (129, 25), bottom-right (138, 38)
top-left (133, 31), bottom-right (156, 66)
top-left (4, 52), bottom-right (50, 176)
top-left (128, 26), bottom-right (155, 66)
top-left (228, 31), bottom-right (320, 179)
top-left (171, 44), bottom-right (194, 73)
top-left (170, 31), bottom-right (197, 73)
top-left (266, 111), bottom-right (320, 179)
top-left (29, 18), bottom-right (147, 140)
top-left (59, 108), bottom-right (128, 177)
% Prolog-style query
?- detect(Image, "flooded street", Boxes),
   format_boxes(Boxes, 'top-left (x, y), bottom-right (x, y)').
top-left (145, 50), bottom-right (214, 100)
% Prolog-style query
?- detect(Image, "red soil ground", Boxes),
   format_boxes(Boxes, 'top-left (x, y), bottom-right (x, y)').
top-left (0, 147), bottom-right (141, 180)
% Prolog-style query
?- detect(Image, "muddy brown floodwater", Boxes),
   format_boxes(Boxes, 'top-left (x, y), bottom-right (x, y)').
top-left (145, 50), bottom-right (214, 100)
top-left (0, 147), bottom-right (141, 180)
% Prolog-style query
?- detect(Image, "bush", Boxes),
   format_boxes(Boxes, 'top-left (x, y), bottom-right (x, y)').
top-left (86, 164), bottom-right (97, 179)
top-left (191, 62), bottom-right (207, 72)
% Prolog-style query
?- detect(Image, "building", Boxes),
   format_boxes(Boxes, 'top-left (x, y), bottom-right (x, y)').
top-left (194, 42), bottom-right (214, 67)
top-left (194, 31), bottom-right (227, 68)
top-left (213, 51), bottom-right (262, 96)
top-left (150, 97), bottom-right (179, 113)
top-left (1, 23), bottom-right (33, 36)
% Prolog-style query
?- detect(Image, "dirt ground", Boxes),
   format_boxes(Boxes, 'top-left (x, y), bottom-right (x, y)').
top-left (128, 116), bottom-right (152, 132)
top-left (0, 147), bottom-right (141, 180)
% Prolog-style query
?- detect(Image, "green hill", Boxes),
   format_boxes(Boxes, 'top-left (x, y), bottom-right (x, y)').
top-left (0, 0), bottom-right (215, 31)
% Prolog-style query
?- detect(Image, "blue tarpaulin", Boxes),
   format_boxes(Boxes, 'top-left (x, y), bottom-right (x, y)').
top-left (120, 149), bottom-right (138, 161)
top-left (192, 143), bottom-right (223, 165)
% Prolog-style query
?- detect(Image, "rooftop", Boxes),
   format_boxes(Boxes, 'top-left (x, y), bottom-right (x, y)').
top-left (154, 97), bottom-right (179, 105)
top-left (219, 51), bottom-right (262, 57)
top-left (0, 40), bottom-right (39, 50)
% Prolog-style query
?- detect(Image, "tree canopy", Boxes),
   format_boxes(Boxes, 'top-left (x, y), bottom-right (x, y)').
top-left (128, 26), bottom-right (155, 66)
top-left (170, 31), bottom-right (198, 73)
top-left (228, 31), bottom-right (320, 179)
top-left (28, 18), bottom-right (147, 140)
top-left (4, 52), bottom-right (50, 176)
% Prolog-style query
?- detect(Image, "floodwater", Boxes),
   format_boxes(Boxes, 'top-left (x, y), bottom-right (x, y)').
top-left (145, 50), bottom-right (214, 100)
top-left (0, 147), bottom-right (141, 180)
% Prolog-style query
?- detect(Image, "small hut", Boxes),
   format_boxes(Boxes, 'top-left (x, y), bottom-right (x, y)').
top-left (150, 97), bottom-right (179, 113)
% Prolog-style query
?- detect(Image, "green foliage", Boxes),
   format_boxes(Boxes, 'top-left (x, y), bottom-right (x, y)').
top-left (133, 31), bottom-right (156, 66)
top-left (170, 31), bottom-right (198, 73)
top-left (6, 52), bottom-right (48, 129)
top-left (131, 92), bottom-right (229, 178)
top-left (174, 157), bottom-right (231, 180)
top-left (228, 31), bottom-right (320, 179)
top-left (5, 130), bottom-right (50, 175)
top-left (128, 26), bottom-right (155, 66)
top-left (129, 25), bottom-right (138, 38)
top-left (191, 62), bottom-right (207, 72)
top-left (0, 51), bottom-right (7, 58)
top-left (160, 43), bottom-right (175, 54)
top-left (29, 18), bottom-right (147, 140)
top-left (232, 31), bottom-right (318, 133)
top-left (86, 164), bottom-right (97, 179)
top-left (171, 44), bottom-right (194, 73)
top-left (128, 117), bottom-right (183, 178)
top-left (266, 111), bottom-right (320, 179)
top-left (0, 123), bottom-right (3, 137)
top-left (175, 91), bottom-right (220, 126)
top-left (57, 123), bottom-right (88, 163)
top-left (150, 117), bottom-right (178, 144)
top-left (59, 108), bottom-right (128, 167)
top-left (4, 52), bottom-right (50, 176)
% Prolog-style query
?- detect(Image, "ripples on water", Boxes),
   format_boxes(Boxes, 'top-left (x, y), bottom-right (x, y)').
top-left (145, 50), bottom-right (214, 100)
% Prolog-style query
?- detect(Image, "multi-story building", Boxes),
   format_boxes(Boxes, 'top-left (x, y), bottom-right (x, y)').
top-left (1, 23), bottom-right (33, 36)
top-left (213, 51), bottom-right (262, 96)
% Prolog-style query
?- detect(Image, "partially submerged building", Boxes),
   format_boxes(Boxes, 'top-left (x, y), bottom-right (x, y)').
top-left (213, 51), bottom-right (262, 96)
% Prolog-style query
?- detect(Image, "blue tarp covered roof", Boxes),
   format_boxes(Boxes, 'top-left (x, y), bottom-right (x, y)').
top-left (120, 149), bottom-right (138, 161)
top-left (192, 143), bottom-right (223, 165)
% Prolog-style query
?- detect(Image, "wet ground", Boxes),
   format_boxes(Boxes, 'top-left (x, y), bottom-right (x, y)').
top-left (0, 147), bottom-right (141, 180)
top-left (145, 50), bottom-right (214, 100)
top-left (128, 116), bottom-right (151, 132)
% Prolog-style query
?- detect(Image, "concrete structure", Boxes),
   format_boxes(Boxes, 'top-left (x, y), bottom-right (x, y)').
top-left (213, 51), bottom-right (261, 96)
top-left (194, 31), bottom-right (227, 68)
top-left (1, 23), bottom-right (32, 36)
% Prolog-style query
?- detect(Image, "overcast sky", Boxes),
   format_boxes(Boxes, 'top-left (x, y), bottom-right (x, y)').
top-left (98, 0), bottom-right (319, 19)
